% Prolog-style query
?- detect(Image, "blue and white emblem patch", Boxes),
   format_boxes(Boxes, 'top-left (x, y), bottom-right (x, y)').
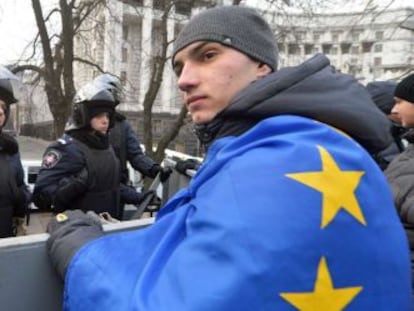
top-left (42, 149), bottom-right (62, 169)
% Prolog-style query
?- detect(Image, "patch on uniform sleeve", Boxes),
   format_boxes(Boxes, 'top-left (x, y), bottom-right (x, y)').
top-left (42, 149), bottom-right (62, 169)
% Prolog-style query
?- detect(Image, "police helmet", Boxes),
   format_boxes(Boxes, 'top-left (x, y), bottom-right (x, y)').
top-left (0, 66), bottom-right (22, 125)
top-left (70, 80), bottom-right (117, 130)
top-left (93, 74), bottom-right (123, 105)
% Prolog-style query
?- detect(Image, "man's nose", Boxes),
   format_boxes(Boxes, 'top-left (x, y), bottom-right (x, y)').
top-left (177, 63), bottom-right (198, 92)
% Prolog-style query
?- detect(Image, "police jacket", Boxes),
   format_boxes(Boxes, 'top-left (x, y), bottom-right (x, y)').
top-left (0, 132), bottom-right (29, 237)
top-left (109, 113), bottom-right (158, 182)
top-left (33, 129), bottom-right (120, 217)
top-left (51, 54), bottom-right (412, 310)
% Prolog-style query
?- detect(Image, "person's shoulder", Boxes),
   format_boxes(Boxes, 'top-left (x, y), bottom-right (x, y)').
top-left (41, 135), bottom-right (79, 169)
top-left (115, 112), bottom-right (127, 122)
top-left (45, 135), bottom-right (73, 151)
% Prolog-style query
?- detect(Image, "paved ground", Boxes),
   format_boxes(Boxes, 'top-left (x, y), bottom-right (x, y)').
top-left (25, 212), bottom-right (52, 235)
top-left (17, 135), bottom-right (51, 161)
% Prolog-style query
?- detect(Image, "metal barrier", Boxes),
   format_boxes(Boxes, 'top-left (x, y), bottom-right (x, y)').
top-left (0, 164), bottom-right (193, 309)
top-left (0, 218), bottom-right (154, 311)
top-left (0, 157), bottom-right (196, 310)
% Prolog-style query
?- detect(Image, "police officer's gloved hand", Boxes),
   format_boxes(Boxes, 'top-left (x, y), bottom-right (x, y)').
top-left (159, 167), bottom-right (172, 183)
top-left (175, 159), bottom-right (200, 176)
top-left (149, 164), bottom-right (172, 182)
top-left (32, 191), bottom-right (53, 210)
top-left (54, 168), bottom-right (89, 211)
top-left (47, 210), bottom-right (103, 280)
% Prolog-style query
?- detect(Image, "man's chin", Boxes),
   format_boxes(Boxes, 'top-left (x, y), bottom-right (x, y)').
top-left (191, 114), bottom-right (215, 125)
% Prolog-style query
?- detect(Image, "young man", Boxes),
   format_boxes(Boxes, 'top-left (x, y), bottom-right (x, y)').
top-left (33, 80), bottom-right (121, 218)
top-left (47, 6), bottom-right (411, 310)
top-left (384, 73), bottom-right (414, 293)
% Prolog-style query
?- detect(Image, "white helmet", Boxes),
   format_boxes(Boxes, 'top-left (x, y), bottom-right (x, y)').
top-left (93, 74), bottom-right (123, 105)
top-left (69, 80), bottom-right (117, 130)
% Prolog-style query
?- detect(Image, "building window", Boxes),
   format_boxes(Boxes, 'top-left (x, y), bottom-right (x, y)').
top-left (122, 47), bottom-right (128, 63)
top-left (151, 19), bottom-right (163, 57)
top-left (313, 32), bottom-right (322, 42)
top-left (120, 71), bottom-right (127, 86)
top-left (351, 31), bottom-right (361, 42)
top-left (296, 31), bottom-right (306, 42)
top-left (277, 32), bottom-right (287, 43)
top-left (341, 43), bottom-right (351, 54)
top-left (278, 43), bottom-right (287, 54)
top-left (153, 0), bottom-right (165, 10)
top-left (288, 44), bottom-right (300, 55)
top-left (374, 57), bottom-right (382, 66)
top-left (121, 0), bottom-right (143, 6)
top-left (322, 44), bottom-right (332, 54)
top-left (175, 0), bottom-right (192, 15)
top-left (153, 119), bottom-right (162, 135)
top-left (362, 42), bottom-right (373, 53)
top-left (122, 25), bottom-right (128, 41)
top-left (374, 44), bottom-right (382, 53)
top-left (304, 44), bottom-right (314, 54)
top-left (331, 31), bottom-right (342, 43)
top-left (375, 31), bottom-right (384, 40)
top-left (351, 46), bottom-right (359, 54)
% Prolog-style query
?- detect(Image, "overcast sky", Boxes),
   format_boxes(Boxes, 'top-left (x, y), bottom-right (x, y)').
top-left (0, 0), bottom-right (411, 65)
top-left (0, 0), bottom-right (38, 64)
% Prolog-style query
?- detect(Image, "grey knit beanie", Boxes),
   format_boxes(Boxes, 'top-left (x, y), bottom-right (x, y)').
top-left (172, 6), bottom-right (278, 71)
top-left (395, 73), bottom-right (414, 104)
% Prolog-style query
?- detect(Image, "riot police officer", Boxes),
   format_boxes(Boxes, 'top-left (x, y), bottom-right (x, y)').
top-left (0, 65), bottom-right (30, 237)
top-left (93, 74), bottom-right (171, 218)
top-left (33, 80), bottom-right (121, 218)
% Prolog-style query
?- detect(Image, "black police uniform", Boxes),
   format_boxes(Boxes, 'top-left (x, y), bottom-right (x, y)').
top-left (33, 131), bottom-right (120, 217)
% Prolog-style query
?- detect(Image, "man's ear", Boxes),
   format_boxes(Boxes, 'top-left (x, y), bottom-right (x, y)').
top-left (257, 63), bottom-right (272, 79)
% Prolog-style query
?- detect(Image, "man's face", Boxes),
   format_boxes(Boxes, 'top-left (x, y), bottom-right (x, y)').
top-left (0, 101), bottom-right (6, 127)
top-left (391, 97), bottom-right (414, 128)
top-left (173, 41), bottom-right (271, 124)
top-left (90, 112), bottom-right (110, 134)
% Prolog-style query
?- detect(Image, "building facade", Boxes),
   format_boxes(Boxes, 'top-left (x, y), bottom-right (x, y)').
top-left (18, 1), bottom-right (414, 155)
top-left (274, 7), bottom-right (414, 82)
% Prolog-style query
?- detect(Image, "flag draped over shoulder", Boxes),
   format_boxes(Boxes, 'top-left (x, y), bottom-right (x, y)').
top-left (64, 115), bottom-right (412, 311)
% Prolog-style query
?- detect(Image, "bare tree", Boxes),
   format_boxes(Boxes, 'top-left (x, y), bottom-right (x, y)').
top-left (8, 0), bottom-right (412, 159)
top-left (11, 0), bottom-right (106, 138)
top-left (10, 0), bottom-right (202, 162)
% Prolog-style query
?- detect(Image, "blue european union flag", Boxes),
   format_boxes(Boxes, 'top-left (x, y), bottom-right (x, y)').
top-left (64, 116), bottom-right (412, 310)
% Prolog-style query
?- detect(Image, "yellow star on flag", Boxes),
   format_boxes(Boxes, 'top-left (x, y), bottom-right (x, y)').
top-left (286, 145), bottom-right (366, 229)
top-left (280, 257), bottom-right (363, 310)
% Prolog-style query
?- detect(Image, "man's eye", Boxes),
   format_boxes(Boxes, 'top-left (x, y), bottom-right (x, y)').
top-left (173, 65), bottom-right (182, 77)
top-left (203, 51), bottom-right (216, 60)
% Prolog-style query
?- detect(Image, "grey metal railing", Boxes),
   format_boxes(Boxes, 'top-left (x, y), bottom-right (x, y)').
top-left (0, 218), bottom-right (154, 311)
top-left (1, 158), bottom-right (196, 310)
